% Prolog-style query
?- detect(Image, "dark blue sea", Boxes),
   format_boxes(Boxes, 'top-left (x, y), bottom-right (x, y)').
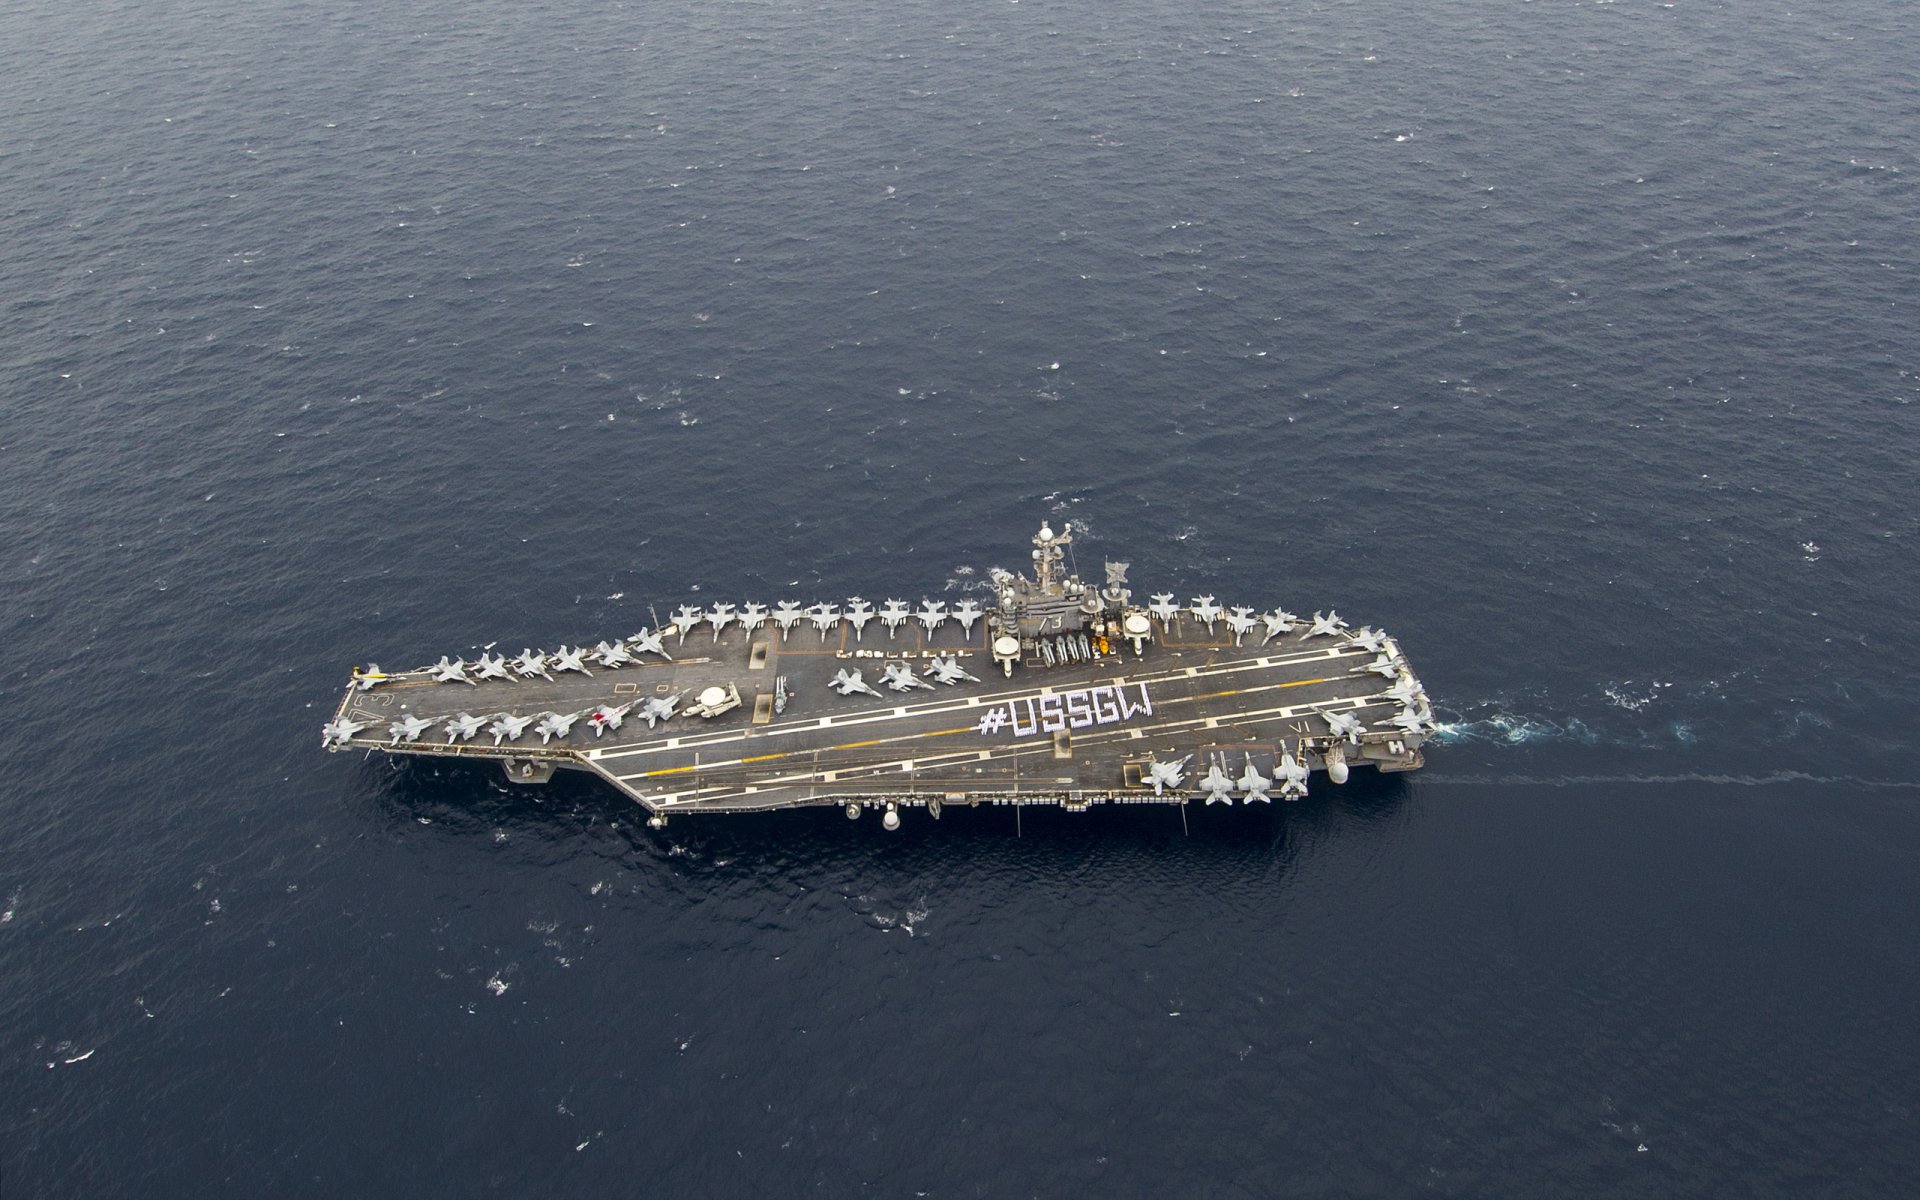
top-left (4, 0), bottom-right (1917, 1194)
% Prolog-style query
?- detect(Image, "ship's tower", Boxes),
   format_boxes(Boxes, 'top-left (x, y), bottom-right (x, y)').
top-left (1032, 521), bottom-right (1071, 593)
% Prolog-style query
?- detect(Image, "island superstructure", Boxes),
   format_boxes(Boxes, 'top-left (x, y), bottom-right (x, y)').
top-left (322, 523), bottom-right (1434, 827)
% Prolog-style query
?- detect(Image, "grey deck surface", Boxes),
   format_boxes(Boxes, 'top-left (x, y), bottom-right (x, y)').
top-left (330, 612), bottom-right (1428, 815)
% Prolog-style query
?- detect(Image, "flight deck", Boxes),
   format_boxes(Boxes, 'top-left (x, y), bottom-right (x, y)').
top-left (323, 523), bottom-right (1433, 827)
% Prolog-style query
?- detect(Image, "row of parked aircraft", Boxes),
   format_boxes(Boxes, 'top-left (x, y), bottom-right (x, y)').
top-left (1140, 752), bottom-right (1314, 803)
top-left (321, 692), bottom-right (689, 750)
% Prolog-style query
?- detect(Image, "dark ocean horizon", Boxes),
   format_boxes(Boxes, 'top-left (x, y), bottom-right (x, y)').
top-left (3, 0), bottom-right (1917, 1194)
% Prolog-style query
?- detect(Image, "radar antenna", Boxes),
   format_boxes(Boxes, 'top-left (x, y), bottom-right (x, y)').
top-left (1031, 521), bottom-right (1071, 593)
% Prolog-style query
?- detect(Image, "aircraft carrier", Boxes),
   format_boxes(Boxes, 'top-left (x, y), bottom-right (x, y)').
top-left (322, 523), bottom-right (1433, 828)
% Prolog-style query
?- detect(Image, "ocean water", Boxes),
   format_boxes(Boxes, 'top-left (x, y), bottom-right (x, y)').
top-left (3, 0), bottom-right (1917, 1194)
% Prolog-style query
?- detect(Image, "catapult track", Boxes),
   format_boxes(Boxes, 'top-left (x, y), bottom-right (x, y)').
top-left (325, 523), bottom-right (1433, 826)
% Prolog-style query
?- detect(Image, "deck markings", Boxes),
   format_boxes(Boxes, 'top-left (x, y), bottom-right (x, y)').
top-left (587, 644), bottom-right (1368, 764)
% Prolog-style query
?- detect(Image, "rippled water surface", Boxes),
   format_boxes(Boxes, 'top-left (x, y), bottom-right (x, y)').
top-left (3, 0), bottom-right (1917, 1194)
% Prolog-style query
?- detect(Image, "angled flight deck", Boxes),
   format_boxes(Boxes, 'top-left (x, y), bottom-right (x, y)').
top-left (324, 523), bottom-right (1433, 828)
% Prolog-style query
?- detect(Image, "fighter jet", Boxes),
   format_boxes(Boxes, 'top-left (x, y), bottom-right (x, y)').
top-left (1143, 754), bottom-right (1192, 796)
top-left (1308, 610), bottom-right (1348, 638)
top-left (670, 604), bottom-right (705, 642)
top-left (1239, 757), bottom-right (1273, 804)
top-left (1223, 607), bottom-right (1258, 646)
top-left (352, 664), bottom-right (397, 691)
top-left (953, 599), bottom-right (984, 635)
top-left (638, 693), bottom-right (681, 728)
top-left (844, 598), bottom-right (875, 640)
top-left (321, 716), bottom-right (368, 748)
top-left (593, 640), bottom-right (635, 668)
top-left (1260, 610), bottom-right (1299, 644)
top-left (429, 656), bottom-right (473, 685)
top-left (471, 652), bottom-right (513, 682)
top-left (535, 710), bottom-right (582, 744)
top-left (829, 668), bottom-right (883, 698)
top-left (771, 600), bottom-right (805, 636)
top-left (387, 714), bottom-right (433, 745)
top-left (625, 628), bottom-right (672, 661)
top-left (489, 713), bottom-right (534, 745)
top-left (1389, 706), bottom-right (1435, 737)
top-left (706, 603), bottom-right (737, 641)
top-left (923, 654), bottom-right (980, 685)
top-left (550, 646), bottom-right (593, 676)
top-left (808, 602), bottom-right (842, 640)
top-left (1385, 677), bottom-right (1427, 707)
top-left (880, 661), bottom-right (934, 691)
top-left (512, 650), bottom-right (553, 680)
top-left (1324, 710), bottom-right (1366, 742)
top-left (1200, 761), bottom-right (1236, 805)
top-left (1348, 626), bottom-right (1388, 655)
top-left (1277, 751), bottom-right (1310, 799)
top-left (879, 599), bottom-right (911, 637)
top-left (915, 600), bottom-right (949, 636)
top-left (1189, 595), bottom-right (1223, 633)
top-left (1352, 654), bottom-right (1399, 679)
top-left (444, 712), bottom-right (489, 742)
top-left (737, 603), bottom-right (769, 634)
top-left (587, 701), bottom-right (634, 737)
top-left (1147, 593), bottom-right (1180, 624)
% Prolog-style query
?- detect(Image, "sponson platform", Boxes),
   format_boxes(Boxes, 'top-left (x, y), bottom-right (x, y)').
top-left (323, 523), bottom-right (1433, 828)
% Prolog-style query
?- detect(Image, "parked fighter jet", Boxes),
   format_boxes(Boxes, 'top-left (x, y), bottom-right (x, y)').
top-left (1143, 754), bottom-right (1192, 796)
top-left (1239, 757), bottom-right (1273, 803)
top-left (844, 598), bottom-right (875, 640)
top-left (1223, 607), bottom-right (1258, 646)
top-left (705, 603), bottom-right (737, 641)
top-left (738, 603), bottom-right (769, 634)
top-left (1389, 706), bottom-right (1435, 736)
top-left (1189, 595), bottom-right (1223, 632)
top-left (429, 656), bottom-right (473, 684)
top-left (1385, 677), bottom-right (1427, 707)
top-left (472, 652), bottom-right (512, 681)
top-left (1352, 654), bottom-right (1398, 678)
top-left (388, 714), bottom-right (433, 745)
top-left (513, 650), bottom-right (553, 680)
top-left (1308, 610), bottom-right (1348, 638)
top-left (550, 646), bottom-right (593, 676)
top-left (1200, 762), bottom-right (1236, 805)
top-left (444, 712), bottom-right (489, 742)
top-left (588, 702), bottom-right (634, 737)
top-left (489, 713), bottom-right (534, 745)
top-left (881, 661), bottom-right (934, 691)
top-left (1348, 626), bottom-right (1388, 655)
top-left (953, 599), bottom-right (984, 635)
top-left (923, 654), bottom-right (980, 685)
top-left (915, 601), bottom-right (949, 636)
top-left (1147, 594), bottom-right (1181, 624)
top-left (593, 640), bottom-right (634, 668)
top-left (352, 664), bottom-right (396, 690)
top-left (830, 668), bottom-right (884, 698)
top-left (670, 604), bottom-right (704, 641)
top-left (534, 711), bottom-right (582, 744)
top-left (808, 603), bottom-right (841, 640)
top-left (1277, 751), bottom-right (1310, 799)
top-left (1261, 610), bottom-right (1299, 643)
top-left (639, 693), bottom-right (681, 728)
top-left (625, 627), bottom-right (672, 661)
top-left (321, 717), bottom-right (368, 747)
top-left (879, 599), bottom-right (911, 637)
top-left (1324, 710), bottom-right (1366, 742)
top-left (771, 600), bottom-right (805, 635)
